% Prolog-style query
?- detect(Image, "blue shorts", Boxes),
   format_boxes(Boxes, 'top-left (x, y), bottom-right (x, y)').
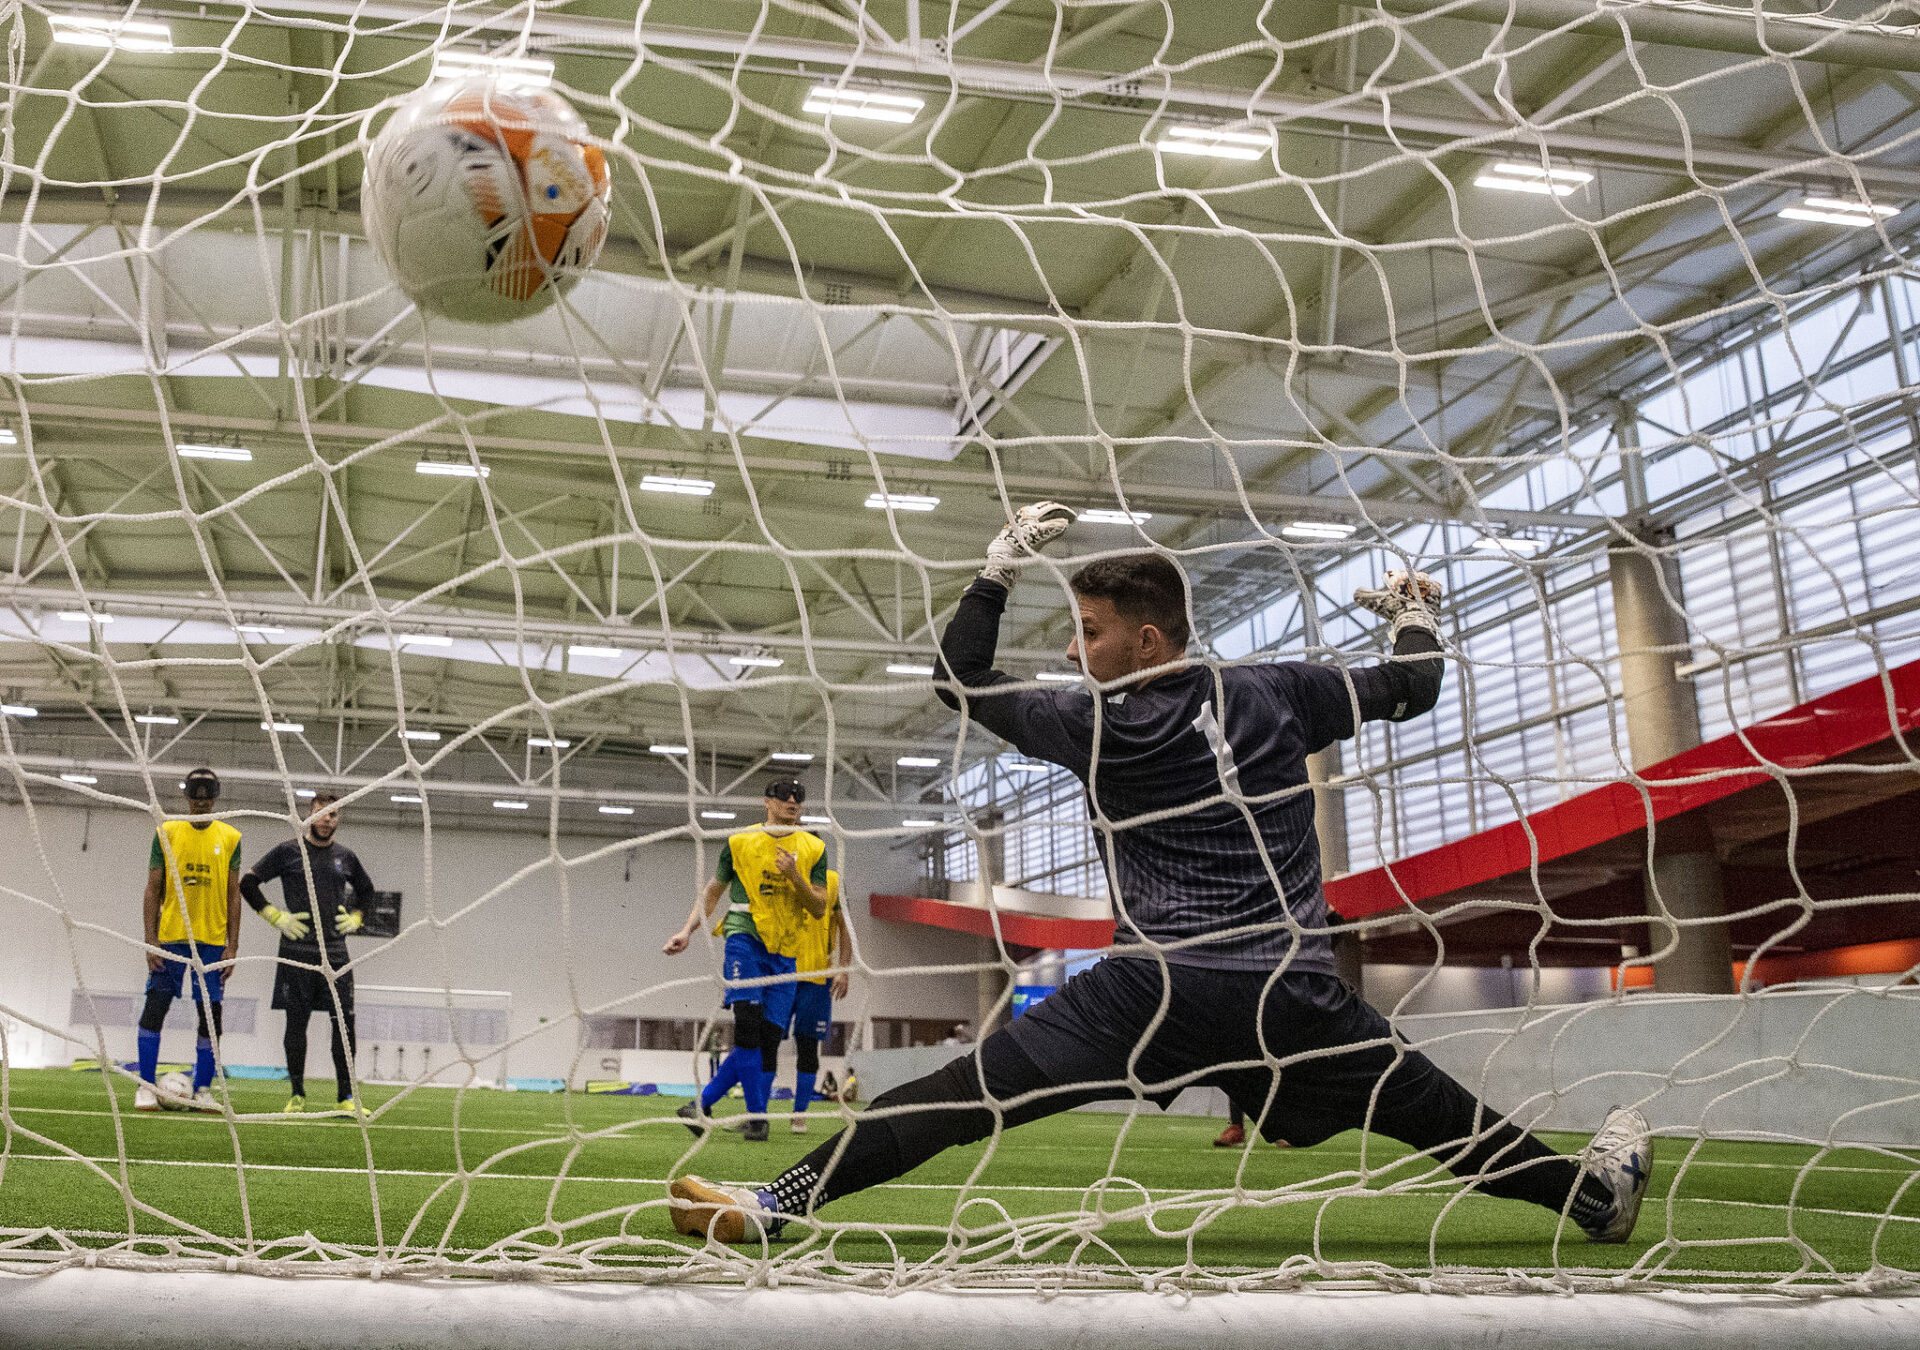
top-left (722, 931), bottom-right (797, 1032)
top-left (145, 941), bottom-right (225, 1004)
top-left (788, 979), bottom-right (833, 1042)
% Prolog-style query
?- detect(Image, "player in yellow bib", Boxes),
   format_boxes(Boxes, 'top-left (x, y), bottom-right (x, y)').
top-left (779, 867), bottom-right (849, 1133)
top-left (135, 767), bottom-right (242, 1113)
top-left (663, 775), bottom-right (827, 1142)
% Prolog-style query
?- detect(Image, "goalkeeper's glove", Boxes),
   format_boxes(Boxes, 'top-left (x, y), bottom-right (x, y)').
top-left (1354, 569), bottom-right (1444, 643)
top-left (979, 501), bottom-right (1076, 588)
top-left (335, 909), bottom-right (365, 936)
top-left (260, 905), bottom-right (309, 940)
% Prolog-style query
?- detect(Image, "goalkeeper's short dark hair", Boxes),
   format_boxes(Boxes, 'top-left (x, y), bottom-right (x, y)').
top-left (1069, 553), bottom-right (1191, 650)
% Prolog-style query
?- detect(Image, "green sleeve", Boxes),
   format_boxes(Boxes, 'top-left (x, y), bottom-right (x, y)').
top-left (230, 840), bottom-right (241, 870)
top-left (714, 843), bottom-right (736, 884)
top-left (148, 832), bottom-right (164, 869)
top-left (810, 853), bottom-right (828, 886)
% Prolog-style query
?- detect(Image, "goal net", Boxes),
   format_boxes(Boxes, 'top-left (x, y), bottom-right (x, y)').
top-left (4, 0), bottom-right (1920, 1320)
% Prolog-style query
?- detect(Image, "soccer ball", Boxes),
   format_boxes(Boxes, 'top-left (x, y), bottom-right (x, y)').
top-left (156, 1071), bottom-right (192, 1108)
top-left (362, 76), bottom-right (611, 324)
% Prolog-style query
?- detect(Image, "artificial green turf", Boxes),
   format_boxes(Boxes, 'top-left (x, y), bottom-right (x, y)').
top-left (4, 1066), bottom-right (1919, 1285)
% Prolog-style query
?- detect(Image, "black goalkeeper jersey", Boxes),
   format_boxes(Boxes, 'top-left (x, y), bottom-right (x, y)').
top-left (243, 837), bottom-right (375, 962)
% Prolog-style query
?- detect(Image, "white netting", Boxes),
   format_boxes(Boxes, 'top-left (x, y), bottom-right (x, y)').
top-left (3, 0), bottom-right (1920, 1305)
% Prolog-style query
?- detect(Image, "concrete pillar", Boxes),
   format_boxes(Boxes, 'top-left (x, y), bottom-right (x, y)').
top-left (1608, 413), bottom-right (1735, 995)
top-left (974, 809), bottom-right (1012, 1036)
top-left (1308, 746), bottom-right (1363, 994)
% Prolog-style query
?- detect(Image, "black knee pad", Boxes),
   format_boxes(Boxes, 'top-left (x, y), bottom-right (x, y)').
top-left (759, 1017), bottom-right (784, 1074)
top-left (794, 1036), bottom-right (820, 1075)
top-left (138, 990), bottom-right (172, 1035)
top-left (195, 1000), bottom-right (224, 1042)
top-left (731, 1000), bottom-right (763, 1045)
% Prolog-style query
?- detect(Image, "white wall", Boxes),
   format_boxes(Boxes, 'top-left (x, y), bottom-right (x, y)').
top-left (0, 802), bottom-right (979, 1083)
top-left (1362, 963), bottom-right (1613, 1017)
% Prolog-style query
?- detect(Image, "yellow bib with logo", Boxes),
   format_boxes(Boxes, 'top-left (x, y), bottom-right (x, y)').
top-left (713, 828), bottom-right (825, 957)
top-left (154, 818), bottom-right (242, 945)
top-left (791, 870), bottom-right (841, 980)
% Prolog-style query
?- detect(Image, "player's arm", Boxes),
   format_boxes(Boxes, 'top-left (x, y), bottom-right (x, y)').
top-left (775, 849), bottom-right (829, 918)
top-left (223, 855), bottom-right (242, 967)
top-left (829, 904), bottom-right (851, 998)
top-left (239, 842), bottom-right (309, 940)
top-left (142, 856), bottom-right (166, 973)
top-left (335, 852), bottom-right (374, 935)
top-left (664, 878), bottom-right (727, 956)
top-left (936, 503), bottom-right (1087, 772)
top-left (1276, 570), bottom-right (1447, 752)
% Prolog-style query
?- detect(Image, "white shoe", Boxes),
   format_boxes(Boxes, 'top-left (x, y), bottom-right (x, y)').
top-left (189, 1088), bottom-right (223, 1114)
top-left (134, 1084), bottom-right (161, 1113)
top-left (1579, 1106), bottom-right (1653, 1243)
top-left (790, 1114), bottom-right (808, 1135)
top-left (668, 1175), bottom-right (783, 1244)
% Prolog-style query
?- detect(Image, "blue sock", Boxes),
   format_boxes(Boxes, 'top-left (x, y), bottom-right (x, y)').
top-left (137, 1028), bottom-right (161, 1085)
top-left (701, 1047), bottom-right (749, 1111)
top-left (794, 1071), bottom-right (816, 1115)
top-left (193, 1037), bottom-right (215, 1093)
top-left (742, 1063), bottom-right (770, 1115)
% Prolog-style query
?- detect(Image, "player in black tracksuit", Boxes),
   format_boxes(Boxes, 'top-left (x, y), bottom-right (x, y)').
top-left (669, 507), bottom-right (1652, 1247)
top-left (240, 791), bottom-right (376, 1114)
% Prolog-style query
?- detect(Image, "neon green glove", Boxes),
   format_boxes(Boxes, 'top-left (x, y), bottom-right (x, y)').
top-left (335, 909), bottom-right (365, 936)
top-left (261, 904), bottom-right (309, 940)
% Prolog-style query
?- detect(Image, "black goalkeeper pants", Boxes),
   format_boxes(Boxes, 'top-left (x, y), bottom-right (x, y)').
top-left (781, 957), bottom-right (1587, 1216)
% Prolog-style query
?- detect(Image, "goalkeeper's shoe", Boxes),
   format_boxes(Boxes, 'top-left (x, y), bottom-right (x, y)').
top-left (1212, 1122), bottom-right (1246, 1148)
top-left (1578, 1106), bottom-right (1653, 1244)
top-left (282, 1094), bottom-right (305, 1115)
top-left (133, 1084), bottom-right (161, 1113)
top-left (668, 1175), bottom-right (784, 1244)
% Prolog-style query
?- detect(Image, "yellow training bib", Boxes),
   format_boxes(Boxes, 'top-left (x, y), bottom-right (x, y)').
top-left (713, 828), bottom-right (825, 956)
top-left (154, 818), bottom-right (242, 946)
top-left (790, 869), bottom-right (841, 980)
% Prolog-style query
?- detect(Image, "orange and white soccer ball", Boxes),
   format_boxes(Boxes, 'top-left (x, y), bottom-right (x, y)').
top-left (363, 77), bottom-right (611, 324)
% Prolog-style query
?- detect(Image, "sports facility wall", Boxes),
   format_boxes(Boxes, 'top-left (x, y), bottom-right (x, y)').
top-left (0, 802), bottom-right (980, 1084)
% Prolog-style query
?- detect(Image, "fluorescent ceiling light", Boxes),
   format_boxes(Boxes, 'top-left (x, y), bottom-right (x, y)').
top-left (262, 720), bottom-right (305, 733)
top-left (800, 814), bottom-right (831, 825)
top-left (865, 492), bottom-right (939, 512)
top-left (897, 756), bottom-right (941, 768)
top-left (1282, 521), bottom-right (1356, 541)
top-left (1079, 509), bottom-right (1152, 525)
top-left (56, 610), bottom-right (112, 623)
top-left (1005, 760), bottom-right (1051, 774)
top-left (395, 633), bottom-right (453, 647)
top-left (886, 663), bottom-right (935, 676)
top-left (1157, 123), bottom-right (1271, 161)
top-left (60, 772), bottom-right (97, 784)
top-left (1474, 161), bottom-right (1593, 196)
top-left (295, 789), bottom-right (317, 799)
top-left (567, 645), bottom-right (623, 659)
top-left (391, 793), bottom-right (423, 804)
top-left (803, 85), bottom-right (923, 124)
top-left (233, 624), bottom-right (284, 637)
top-left (529, 736), bottom-right (571, 749)
top-left (0, 429), bottom-right (17, 445)
top-left (650, 743), bottom-right (689, 755)
top-left (177, 443), bottom-right (251, 462)
top-left (1471, 534), bottom-right (1546, 556)
top-left (598, 804), bottom-right (635, 815)
top-left (730, 654), bottom-right (783, 668)
top-left (2, 704), bottom-right (39, 717)
top-left (771, 751), bottom-right (815, 763)
top-left (1035, 671), bottom-right (1082, 683)
top-left (493, 799), bottom-right (529, 810)
top-left (641, 474), bottom-right (715, 497)
top-left (701, 810), bottom-right (737, 820)
top-left (401, 729), bottom-right (441, 742)
top-left (415, 458), bottom-right (490, 479)
top-left (50, 14), bottom-right (174, 52)
top-left (135, 713), bottom-right (179, 725)
top-left (430, 50), bottom-right (554, 89)
top-left (901, 818), bottom-right (945, 829)
top-left (1780, 196), bottom-right (1900, 227)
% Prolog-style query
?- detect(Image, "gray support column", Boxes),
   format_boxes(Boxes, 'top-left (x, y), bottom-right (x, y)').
top-left (975, 810), bottom-right (1012, 1036)
top-left (1608, 413), bottom-right (1735, 994)
top-left (1308, 746), bottom-right (1364, 994)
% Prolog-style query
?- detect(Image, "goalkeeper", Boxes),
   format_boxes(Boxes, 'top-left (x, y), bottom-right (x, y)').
top-left (670, 506), bottom-right (1652, 1246)
top-left (240, 792), bottom-right (375, 1116)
